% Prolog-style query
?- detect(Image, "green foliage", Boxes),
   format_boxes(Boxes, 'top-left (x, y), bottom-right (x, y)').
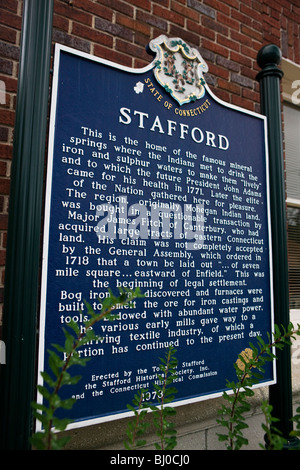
top-left (150, 345), bottom-right (178, 450)
top-left (291, 404), bottom-right (300, 449)
top-left (31, 287), bottom-right (143, 450)
top-left (124, 345), bottom-right (178, 451)
top-left (260, 401), bottom-right (286, 450)
top-left (124, 389), bottom-right (150, 450)
top-left (217, 322), bottom-right (300, 450)
top-left (31, 285), bottom-right (300, 453)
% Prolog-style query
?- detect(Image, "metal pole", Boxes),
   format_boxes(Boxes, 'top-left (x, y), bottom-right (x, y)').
top-left (0, 0), bottom-right (53, 449)
top-left (256, 44), bottom-right (298, 448)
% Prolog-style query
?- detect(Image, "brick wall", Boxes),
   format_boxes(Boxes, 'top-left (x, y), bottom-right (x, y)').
top-left (0, 0), bottom-right (23, 322)
top-left (0, 0), bottom-right (299, 325)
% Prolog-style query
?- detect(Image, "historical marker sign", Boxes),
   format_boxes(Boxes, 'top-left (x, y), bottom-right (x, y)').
top-left (37, 36), bottom-right (275, 430)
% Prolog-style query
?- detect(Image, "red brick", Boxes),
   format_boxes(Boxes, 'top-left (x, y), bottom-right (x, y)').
top-left (187, 20), bottom-right (215, 41)
top-left (0, 161), bottom-right (7, 176)
top-left (93, 44), bottom-right (132, 67)
top-left (0, 214), bottom-right (8, 230)
top-left (217, 34), bottom-right (239, 53)
top-left (127, 0), bottom-right (151, 10)
top-left (206, 0), bottom-right (230, 16)
top-left (136, 10), bottom-right (168, 31)
top-left (134, 56), bottom-right (152, 69)
top-left (0, 144), bottom-right (13, 160)
top-left (212, 86), bottom-right (230, 103)
top-left (231, 9), bottom-right (253, 28)
top-left (54, 1), bottom-right (93, 26)
top-left (231, 93), bottom-right (253, 112)
top-left (72, 21), bottom-right (113, 46)
top-left (153, 5), bottom-right (185, 27)
top-left (0, 250), bottom-right (6, 266)
top-left (216, 55), bottom-right (240, 73)
top-left (2, 230), bottom-right (7, 248)
top-left (53, 14), bottom-right (70, 33)
top-left (0, 75), bottom-right (18, 94)
top-left (169, 24), bottom-right (200, 47)
top-left (153, 0), bottom-right (170, 6)
top-left (202, 16), bottom-right (228, 37)
top-left (171, 0), bottom-right (199, 22)
top-left (0, 25), bottom-right (17, 45)
top-left (241, 24), bottom-right (263, 42)
top-left (116, 13), bottom-right (151, 37)
top-left (230, 71), bottom-right (254, 89)
top-left (231, 30), bottom-right (253, 49)
top-left (73, 0), bottom-right (113, 21)
top-left (115, 39), bottom-right (148, 62)
top-left (0, 178), bottom-right (10, 195)
top-left (263, 13), bottom-right (281, 30)
top-left (211, 64), bottom-right (230, 81)
top-left (240, 4), bottom-right (263, 23)
top-left (218, 78), bottom-right (240, 95)
top-left (0, 10), bottom-right (22, 30)
top-left (241, 65), bottom-right (257, 81)
top-left (220, 0), bottom-right (239, 9)
top-left (0, 128), bottom-right (9, 143)
top-left (240, 45), bottom-right (257, 61)
top-left (201, 38), bottom-right (229, 58)
top-left (0, 41), bottom-right (19, 61)
top-left (52, 28), bottom-right (91, 53)
top-left (93, 0), bottom-right (134, 17)
top-left (134, 31), bottom-right (151, 49)
top-left (1, 0), bottom-right (18, 14)
top-left (230, 51), bottom-right (252, 69)
top-left (0, 110), bottom-right (14, 127)
top-left (0, 59), bottom-right (13, 76)
top-left (242, 87), bottom-right (260, 103)
top-left (95, 17), bottom-right (132, 42)
top-left (187, 0), bottom-right (216, 19)
top-left (217, 12), bottom-right (240, 31)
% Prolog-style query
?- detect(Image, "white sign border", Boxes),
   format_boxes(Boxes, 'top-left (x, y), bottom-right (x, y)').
top-left (36, 42), bottom-right (275, 432)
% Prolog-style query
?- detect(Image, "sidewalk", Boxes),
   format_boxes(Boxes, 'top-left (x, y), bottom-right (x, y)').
top-left (97, 395), bottom-right (299, 451)
top-left (64, 315), bottom-right (300, 451)
top-left (94, 371), bottom-right (300, 451)
top-left (96, 346), bottom-right (300, 451)
top-left (161, 399), bottom-right (300, 450)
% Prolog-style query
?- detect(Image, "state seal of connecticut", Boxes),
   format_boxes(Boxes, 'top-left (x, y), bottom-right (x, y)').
top-left (148, 35), bottom-right (208, 106)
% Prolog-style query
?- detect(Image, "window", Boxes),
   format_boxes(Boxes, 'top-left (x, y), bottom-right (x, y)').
top-left (284, 104), bottom-right (300, 203)
top-left (286, 205), bottom-right (300, 309)
top-left (282, 59), bottom-right (300, 318)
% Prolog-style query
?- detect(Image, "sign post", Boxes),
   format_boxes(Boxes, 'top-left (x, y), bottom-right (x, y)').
top-left (257, 44), bottom-right (299, 448)
top-left (36, 37), bottom-right (275, 431)
top-left (0, 0), bottom-right (53, 450)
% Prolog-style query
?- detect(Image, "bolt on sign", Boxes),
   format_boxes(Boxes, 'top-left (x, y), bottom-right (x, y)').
top-left (37, 36), bottom-right (275, 430)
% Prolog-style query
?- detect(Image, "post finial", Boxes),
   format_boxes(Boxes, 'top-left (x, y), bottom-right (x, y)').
top-left (257, 44), bottom-right (282, 68)
top-left (256, 44), bottom-right (283, 80)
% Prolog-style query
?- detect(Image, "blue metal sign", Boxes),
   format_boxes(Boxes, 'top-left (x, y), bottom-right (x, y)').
top-left (37, 37), bottom-right (275, 430)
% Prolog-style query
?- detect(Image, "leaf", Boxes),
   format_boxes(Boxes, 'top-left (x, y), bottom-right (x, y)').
top-left (52, 417), bottom-right (74, 431)
top-left (68, 319), bottom-right (81, 335)
top-left (50, 434), bottom-right (71, 450)
top-left (32, 287), bottom-right (145, 450)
